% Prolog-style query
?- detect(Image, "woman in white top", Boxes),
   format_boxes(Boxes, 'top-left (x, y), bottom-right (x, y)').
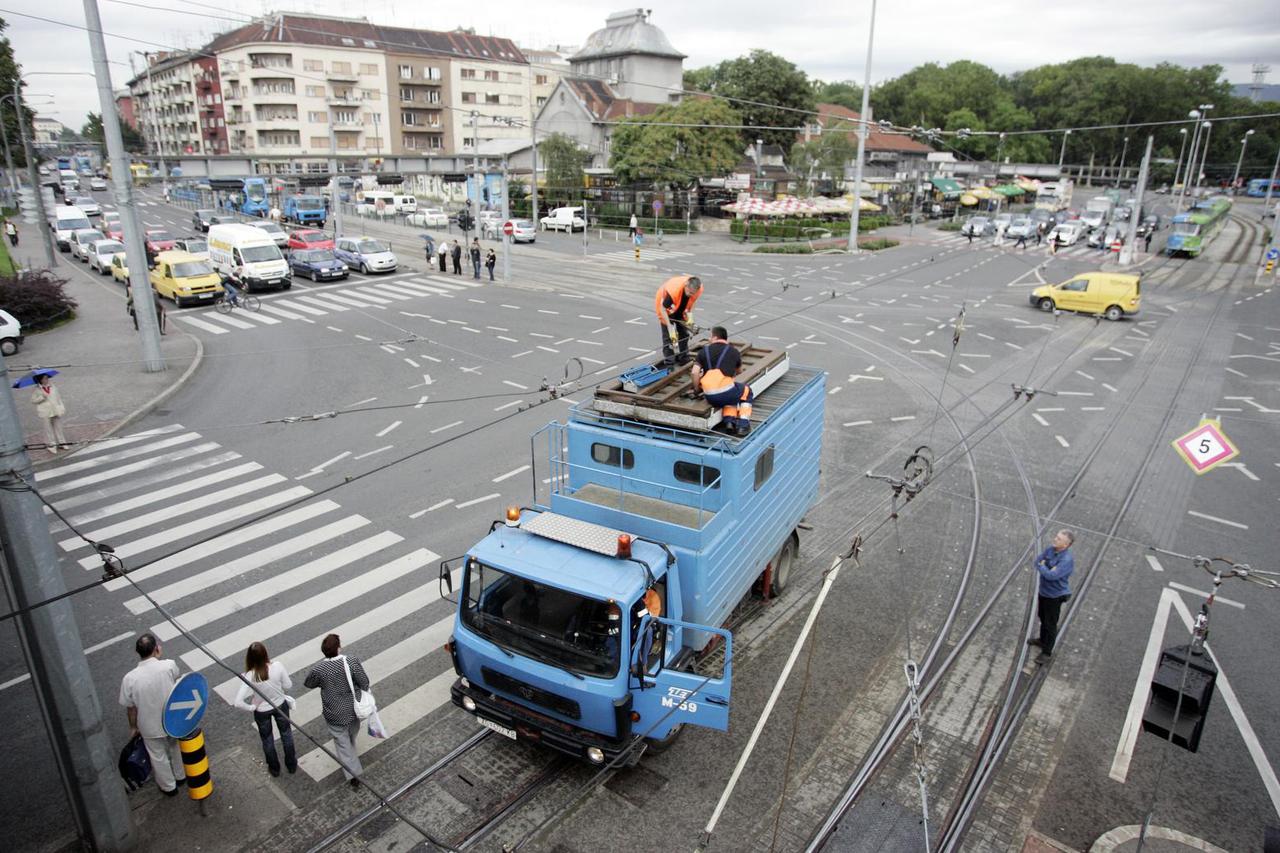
top-left (234, 642), bottom-right (297, 776)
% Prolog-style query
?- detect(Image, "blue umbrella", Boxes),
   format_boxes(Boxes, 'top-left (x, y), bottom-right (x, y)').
top-left (12, 368), bottom-right (59, 389)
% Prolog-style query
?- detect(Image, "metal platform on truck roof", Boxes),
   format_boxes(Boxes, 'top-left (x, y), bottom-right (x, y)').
top-left (591, 342), bottom-right (790, 432)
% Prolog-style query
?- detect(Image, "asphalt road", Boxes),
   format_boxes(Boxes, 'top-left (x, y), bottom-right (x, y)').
top-left (1, 188), bottom-right (1275, 852)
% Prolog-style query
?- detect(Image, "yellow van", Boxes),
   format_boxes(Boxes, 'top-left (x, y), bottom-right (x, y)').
top-left (1030, 272), bottom-right (1140, 321)
top-left (149, 251), bottom-right (224, 307)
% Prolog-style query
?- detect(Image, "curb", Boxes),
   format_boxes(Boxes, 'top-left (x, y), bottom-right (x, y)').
top-left (1089, 824), bottom-right (1230, 853)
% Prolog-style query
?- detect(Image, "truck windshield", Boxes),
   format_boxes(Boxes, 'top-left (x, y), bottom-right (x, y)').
top-left (296, 196), bottom-right (323, 209)
top-left (462, 560), bottom-right (620, 678)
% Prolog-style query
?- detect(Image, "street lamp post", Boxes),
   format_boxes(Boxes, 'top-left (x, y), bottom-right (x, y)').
top-left (1117, 135), bottom-right (1130, 186)
top-left (846, 0), bottom-right (878, 252)
top-left (1171, 127), bottom-right (1188, 193)
top-left (1231, 129), bottom-right (1255, 192)
top-left (1195, 120), bottom-right (1213, 192)
top-left (12, 81), bottom-right (57, 266)
top-left (1177, 108), bottom-right (1206, 212)
top-left (1058, 129), bottom-right (1071, 170)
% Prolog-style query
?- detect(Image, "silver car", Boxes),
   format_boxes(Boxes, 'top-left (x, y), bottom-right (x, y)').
top-left (251, 221), bottom-right (290, 247)
top-left (74, 196), bottom-right (102, 217)
top-left (334, 237), bottom-right (397, 274)
top-left (69, 228), bottom-right (106, 261)
top-left (1006, 217), bottom-right (1036, 239)
top-left (88, 239), bottom-right (125, 274)
top-left (961, 216), bottom-right (993, 237)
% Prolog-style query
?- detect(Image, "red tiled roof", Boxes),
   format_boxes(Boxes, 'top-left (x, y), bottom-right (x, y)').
top-left (564, 77), bottom-right (659, 121)
top-left (810, 103), bottom-right (933, 154)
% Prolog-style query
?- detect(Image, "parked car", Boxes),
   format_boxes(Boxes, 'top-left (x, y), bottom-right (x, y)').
top-left (144, 229), bottom-right (177, 260)
top-left (110, 253), bottom-right (129, 285)
top-left (73, 196), bottom-right (101, 217)
top-left (1030, 272), bottom-right (1141, 321)
top-left (174, 237), bottom-right (210, 260)
top-left (286, 229), bottom-right (334, 251)
top-left (408, 207), bottom-right (449, 228)
top-left (89, 177), bottom-right (108, 191)
top-left (192, 208), bottom-right (217, 232)
top-left (334, 236), bottom-right (397, 274)
top-left (251, 221), bottom-right (289, 247)
top-left (88, 239), bottom-right (126, 274)
top-left (505, 218), bottom-right (537, 243)
top-left (149, 251), bottom-right (224, 307)
top-left (69, 228), bottom-right (106, 261)
top-left (961, 216), bottom-right (993, 237)
top-left (540, 206), bottom-right (586, 232)
top-left (0, 309), bottom-right (23, 356)
top-left (288, 248), bottom-right (349, 282)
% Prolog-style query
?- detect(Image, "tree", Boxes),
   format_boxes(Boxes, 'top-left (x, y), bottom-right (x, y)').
top-left (0, 17), bottom-right (34, 167)
top-left (609, 98), bottom-right (743, 187)
top-left (81, 111), bottom-right (146, 152)
top-left (789, 132), bottom-right (857, 195)
top-left (538, 133), bottom-right (587, 200)
top-left (684, 50), bottom-right (815, 148)
top-left (812, 79), bottom-right (862, 111)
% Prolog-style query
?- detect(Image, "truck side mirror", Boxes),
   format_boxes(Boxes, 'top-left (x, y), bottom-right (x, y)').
top-left (438, 558), bottom-right (455, 601)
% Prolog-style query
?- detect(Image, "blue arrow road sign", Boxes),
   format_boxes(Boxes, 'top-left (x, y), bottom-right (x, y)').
top-left (163, 672), bottom-right (209, 739)
top-left (1266, 247), bottom-right (1279, 261)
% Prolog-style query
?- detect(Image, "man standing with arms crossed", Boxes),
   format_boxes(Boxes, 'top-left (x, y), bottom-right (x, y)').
top-left (654, 275), bottom-right (702, 367)
top-left (1029, 529), bottom-right (1075, 665)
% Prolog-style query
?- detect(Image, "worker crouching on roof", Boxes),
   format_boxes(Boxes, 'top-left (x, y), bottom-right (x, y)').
top-left (655, 275), bottom-right (702, 367)
top-left (690, 326), bottom-right (753, 437)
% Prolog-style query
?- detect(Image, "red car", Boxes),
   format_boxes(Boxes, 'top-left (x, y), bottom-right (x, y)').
top-left (144, 229), bottom-right (177, 257)
top-left (104, 224), bottom-right (124, 240)
top-left (286, 229), bottom-right (334, 251)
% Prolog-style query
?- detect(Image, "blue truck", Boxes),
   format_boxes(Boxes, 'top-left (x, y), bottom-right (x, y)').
top-left (443, 347), bottom-right (824, 765)
top-left (282, 194), bottom-right (326, 226)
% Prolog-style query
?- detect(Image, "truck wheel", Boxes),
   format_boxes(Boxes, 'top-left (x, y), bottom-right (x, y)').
top-left (644, 724), bottom-right (684, 754)
top-left (771, 534), bottom-right (798, 596)
top-left (1104, 305), bottom-right (1123, 322)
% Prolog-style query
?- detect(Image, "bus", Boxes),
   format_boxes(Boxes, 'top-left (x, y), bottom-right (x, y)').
top-left (1165, 196), bottom-right (1231, 257)
top-left (1246, 178), bottom-right (1280, 198)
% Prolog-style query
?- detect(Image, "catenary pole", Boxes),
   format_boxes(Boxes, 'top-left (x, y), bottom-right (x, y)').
top-left (1260, 141), bottom-right (1279, 222)
top-left (1119, 136), bottom-right (1153, 267)
top-left (327, 109), bottom-right (344, 240)
top-left (0, 96), bottom-right (17, 199)
top-left (1195, 121), bottom-right (1214, 192)
top-left (1171, 128), bottom-right (1188, 194)
top-left (85, 0), bottom-right (165, 372)
top-left (501, 158), bottom-right (511, 281)
top-left (0, 349), bottom-right (134, 851)
top-left (527, 72), bottom-right (538, 223)
top-left (1177, 114), bottom-right (1202, 212)
top-left (845, 0), bottom-right (877, 252)
top-left (14, 82), bottom-right (57, 267)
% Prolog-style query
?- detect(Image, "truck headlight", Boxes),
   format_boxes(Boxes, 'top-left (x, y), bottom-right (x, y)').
top-left (462, 695), bottom-right (476, 712)
top-left (586, 747), bottom-right (605, 764)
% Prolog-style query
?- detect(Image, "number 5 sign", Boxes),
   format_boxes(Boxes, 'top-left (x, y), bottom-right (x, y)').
top-left (1171, 419), bottom-right (1240, 474)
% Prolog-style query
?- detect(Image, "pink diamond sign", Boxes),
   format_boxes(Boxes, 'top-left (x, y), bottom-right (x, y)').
top-left (1171, 419), bottom-right (1239, 475)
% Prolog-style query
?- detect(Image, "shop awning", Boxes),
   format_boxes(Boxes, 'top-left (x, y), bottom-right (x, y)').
top-left (966, 185), bottom-right (996, 200)
top-left (959, 193), bottom-right (979, 206)
top-left (930, 177), bottom-right (962, 196)
top-left (994, 184), bottom-right (1025, 197)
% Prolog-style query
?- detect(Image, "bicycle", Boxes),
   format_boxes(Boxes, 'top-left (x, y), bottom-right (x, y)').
top-left (215, 291), bottom-right (260, 314)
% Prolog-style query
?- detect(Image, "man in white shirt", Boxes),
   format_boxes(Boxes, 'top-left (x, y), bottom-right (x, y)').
top-left (118, 633), bottom-right (186, 795)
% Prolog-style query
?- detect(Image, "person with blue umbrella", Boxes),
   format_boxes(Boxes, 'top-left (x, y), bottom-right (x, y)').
top-left (16, 370), bottom-right (68, 454)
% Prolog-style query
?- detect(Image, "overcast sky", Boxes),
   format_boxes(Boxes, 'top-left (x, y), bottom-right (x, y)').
top-left (8, 0), bottom-right (1279, 129)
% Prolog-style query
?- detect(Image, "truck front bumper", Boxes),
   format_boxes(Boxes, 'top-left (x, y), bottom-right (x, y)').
top-left (450, 678), bottom-right (639, 767)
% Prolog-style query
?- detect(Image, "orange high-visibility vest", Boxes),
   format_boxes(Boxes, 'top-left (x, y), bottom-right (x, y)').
top-left (654, 276), bottom-right (701, 324)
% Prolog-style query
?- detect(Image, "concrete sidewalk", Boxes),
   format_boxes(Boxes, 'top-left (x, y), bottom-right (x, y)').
top-left (6, 243), bottom-right (202, 463)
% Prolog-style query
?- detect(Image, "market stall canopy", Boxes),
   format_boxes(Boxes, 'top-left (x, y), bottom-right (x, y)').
top-left (994, 184), bottom-right (1025, 197)
top-left (1015, 176), bottom-right (1042, 192)
top-left (960, 193), bottom-right (979, 206)
top-left (930, 177), bottom-right (963, 197)
top-left (966, 185), bottom-right (996, 200)
top-left (722, 196), bottom-right (880, 216)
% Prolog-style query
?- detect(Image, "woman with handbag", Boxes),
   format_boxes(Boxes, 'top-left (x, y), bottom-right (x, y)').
top-left (304, 633), bottom-right (370, 788)
top-left (233, 642), bottom-right (297, 777)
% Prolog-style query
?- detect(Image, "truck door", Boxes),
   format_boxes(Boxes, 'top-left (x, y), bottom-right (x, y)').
top-left (630, 616), bottom-right (732, 732)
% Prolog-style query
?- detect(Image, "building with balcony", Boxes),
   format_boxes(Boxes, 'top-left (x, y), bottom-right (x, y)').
top-left (127, 50), bottom-right (228, 156)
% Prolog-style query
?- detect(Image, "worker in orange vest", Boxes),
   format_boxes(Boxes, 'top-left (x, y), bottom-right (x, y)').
top-left (690, 326), bottom-right (753, 436)
top-left (654, 275), bottom-right (702, 367)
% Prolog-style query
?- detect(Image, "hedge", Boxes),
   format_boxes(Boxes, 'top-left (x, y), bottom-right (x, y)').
top-left (938, 221), bottom-right (964, 232)
top-left (0, 270), bottom-right (77, 330)
top-left (753, 237), bottom-right (900, 254)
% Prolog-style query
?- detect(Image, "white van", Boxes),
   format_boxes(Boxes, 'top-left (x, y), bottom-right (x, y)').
top-left (393, 194), bottom-right (417, 214)
top-left (207, 223), bottom-right (291, 291)
top-left (51, 206), bottom-right (94, 251)
top-left (0, 309), bottom-right (23, 356)
top-left (355, 191), bottom-right (397, 216)
top-left (540, 206), bottom-right (586, 232)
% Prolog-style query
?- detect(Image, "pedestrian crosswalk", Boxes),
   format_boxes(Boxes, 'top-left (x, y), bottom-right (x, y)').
top-left (587, 246), bottom-right (693, 264)
top-left (42, 424), bottom-right (463, 781)
top-left (926, 232), bottom-right (1128, 260)
top-left (171, 273), bottom-right (487, 336)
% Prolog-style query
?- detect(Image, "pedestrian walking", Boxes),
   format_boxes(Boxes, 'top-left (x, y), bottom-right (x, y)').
top-left (234, 642), bottom-right (297, 777)
top-left (450, 239), bottom-right (462, 275)
top-left (1050, 233), bottom-right (1060, 256)
top-left (485, 248), bottom-right (496, 281)
top-left (118, 633), bottom-right (186, 795)
top-left (437, 240), bottom-right (448, 273)
top-left (629, 212), bottom-right (638, 237)
top-left (1035, 221), bottom-right (1045, 245)
top-left (269, 205), bottom-right (282, 224)
top-left (4, 219), bottom-right (17, 246)
top-left (965, 227), bottom-right (974, 245)
top-left (654, 275), bottom-right (702, 367)
top-left (1029, 530), bottom-right (1075, 665)
top-left (1143, 230), bottom-right (1153, 253)
top-left (30, 372), bottom-right (69, 453)
top-left (470, 238), bottom-right (482, 279)
top-left (1015, 232), bottom-right (1028, 249)
top-left (305, 634), bottom-right (370, 787)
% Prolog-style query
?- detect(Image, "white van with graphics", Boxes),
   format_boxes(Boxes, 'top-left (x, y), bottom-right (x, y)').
top-left (207, 223), bottom-right (291, 291)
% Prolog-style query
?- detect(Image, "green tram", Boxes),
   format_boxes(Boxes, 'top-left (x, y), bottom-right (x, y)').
top-left (1164, 196), bottom-right (1231, 257)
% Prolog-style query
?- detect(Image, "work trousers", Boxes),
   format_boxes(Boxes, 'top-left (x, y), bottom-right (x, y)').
top-left (327, 720), bottom-right (362, 780)
top-left (1037, 594), bottom-right (1069, 655)
top-left (704, 382), bottom-right (754, 431)
top-left (254, 708), bottom-right (297, 774)
top-left (142, 734), bottom-right (186, 793)
top-left (660, 321), bottom-right (690, 366)
top-left (41, 416), bottom-right (67, 449)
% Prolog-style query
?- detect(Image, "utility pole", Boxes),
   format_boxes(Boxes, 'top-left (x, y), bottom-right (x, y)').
top-left (1171, 128), bottom-right (1188, 194)
top-left (326, 108), bottom-right (344, 240)
top-left (1058, 129), bottom-right (1071, 169)
top-left (500, 158), bottom-right (511, 281)
top-left (846, 0), bottom-right (877, 252)
top-left (1117, 135), bottom-right (1130, 186)
top-left (1260, 141), bottom-right (1279, 222)
top-left (0, 352), bottom-right (134, 851)
top-left (1119, 136), bottom-right (1152, 267)
top-left (469, 110), bottom-right (479, 243)
top-left (14, 82), bottom-right (58, 268)
top-left (1231, 129), bottom-right (1255, 191)
top-left (1195, 121), bottom-right (1213, 193)
top-left (527, 71), bottom-right (538, 222)
top-left (0, 96), bottom-right (18, 199)
top-left (85, 0), bottom-right (165, 372)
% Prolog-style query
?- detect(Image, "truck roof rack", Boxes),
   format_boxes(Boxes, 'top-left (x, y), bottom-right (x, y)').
top-left (592, 342), bottom-right (789, 433)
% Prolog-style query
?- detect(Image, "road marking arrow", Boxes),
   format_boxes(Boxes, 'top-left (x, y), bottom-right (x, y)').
top-left (171, 690), bottom-right (204, 721)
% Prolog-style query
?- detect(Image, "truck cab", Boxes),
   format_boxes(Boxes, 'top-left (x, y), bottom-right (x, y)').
top-left (445, 346), bottom-right (824, 765)
top-left (283, 194), bottom-right (326, 226)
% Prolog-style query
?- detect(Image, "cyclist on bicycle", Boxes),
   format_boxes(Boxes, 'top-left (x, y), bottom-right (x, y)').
top-left (222, 276), bottom-right (242, 308)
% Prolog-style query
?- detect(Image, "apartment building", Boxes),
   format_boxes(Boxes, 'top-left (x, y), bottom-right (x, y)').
top-left (129, 51), bottom-right (229, 156)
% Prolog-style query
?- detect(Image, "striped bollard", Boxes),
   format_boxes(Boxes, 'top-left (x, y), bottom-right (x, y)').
top-left (180, 729), bottom-right (213, 802)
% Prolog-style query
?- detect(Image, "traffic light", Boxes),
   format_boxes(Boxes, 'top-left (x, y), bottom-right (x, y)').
top-left (456, 211), bottom-right (473, 231)
top-left (441, 173), bottom-right (467, 184)
top-left (298, 175), bottom-right (331, 188)
top-left (376, 173), bottom-right (404, 186)
top-left (1141, 644), bottom-right (1217, 752)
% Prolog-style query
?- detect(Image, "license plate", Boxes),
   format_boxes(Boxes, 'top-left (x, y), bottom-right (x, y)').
top-left (475, 716), bottom-right (516, 740)
top-left (196, 293), bottom-right (213, 300)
